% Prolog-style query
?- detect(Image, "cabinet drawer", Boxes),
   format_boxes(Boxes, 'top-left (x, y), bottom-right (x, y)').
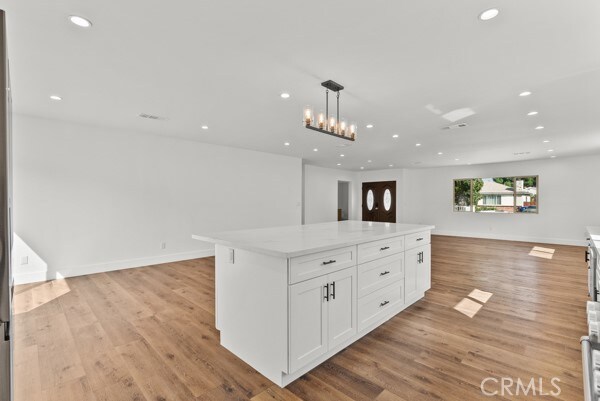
top-left (358, 280), bottom-right (404, 331)
top-left (289, 246), bottom-right (356, 284)
top-left (405, 231), bottom-right (430, 250)
top-left (357, 236), bottom-right (404, 264)
top-left (358, 253), bottom-right (404, 298)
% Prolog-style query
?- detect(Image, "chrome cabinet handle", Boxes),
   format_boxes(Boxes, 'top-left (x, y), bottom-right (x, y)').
top-left (380, 300), bottom-right (390, 307)
top-left (380, 246), bottom-right (390, 251)
top-left (322, 259), bottom-right (336, 265)
top-left (379, 271), bottom-right (390, 276)
top-left (416, 237), bottom-right (424, 241)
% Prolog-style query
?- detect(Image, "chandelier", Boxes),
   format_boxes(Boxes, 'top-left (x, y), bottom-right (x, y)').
top-left (303, 80), bottom-right (356, 141)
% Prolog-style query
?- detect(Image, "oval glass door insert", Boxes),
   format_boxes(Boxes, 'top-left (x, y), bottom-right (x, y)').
top-left (383, 189), bottom-right (392, 211)
top-left (367, 189), bottom-right (374, 210)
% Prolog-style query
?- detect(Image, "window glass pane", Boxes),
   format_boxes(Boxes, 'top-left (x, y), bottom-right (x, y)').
top-left (366, 189), bottom-right (374, 211)
top-left (383, 189), bottom-right (392, 211)
top-left (515, 176), bottom-right (538, 213)
top-left (475, 177), bottom-right (515, 213)
top-left (454, 179), bottom-right (472, 212)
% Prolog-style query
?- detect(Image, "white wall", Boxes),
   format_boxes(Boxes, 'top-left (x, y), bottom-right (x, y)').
top-left (13, 115), bottom-right (302, 283)
top-left (303, 165), bottom-right (357, 224)
top-left (401, 155), bottom-right (600, 245)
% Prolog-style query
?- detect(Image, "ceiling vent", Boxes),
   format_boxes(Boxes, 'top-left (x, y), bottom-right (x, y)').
top-left (513, 151), bottom-right (531, 156)
top-left (138, 113), bottom-right (162, 120)
top-left (442, 123), bottom-right (468, 130)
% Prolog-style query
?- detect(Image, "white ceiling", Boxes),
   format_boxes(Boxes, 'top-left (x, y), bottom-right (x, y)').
top-left (2, 0), bottom-right (600, 171)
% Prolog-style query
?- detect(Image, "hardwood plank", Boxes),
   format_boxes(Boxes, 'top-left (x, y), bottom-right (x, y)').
top-left (251, 386), bottom-right (303, 401)
top-left (12, 236), bottom-right (588, 401)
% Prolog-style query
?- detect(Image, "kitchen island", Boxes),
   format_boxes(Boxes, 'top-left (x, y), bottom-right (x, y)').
top-left (193, 220), bottom-right (434, 387)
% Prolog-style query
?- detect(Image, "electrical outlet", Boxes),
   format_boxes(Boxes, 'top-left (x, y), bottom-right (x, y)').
top-left (161, 242), bottom-right (167, 250)
top-left (20, 256), bottom-right (28, 265)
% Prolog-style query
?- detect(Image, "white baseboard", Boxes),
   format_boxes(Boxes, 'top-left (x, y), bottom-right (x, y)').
top-left (433, 229), bottom-right (587, 247)
top-left (13, 248), bottom-right (216, 285)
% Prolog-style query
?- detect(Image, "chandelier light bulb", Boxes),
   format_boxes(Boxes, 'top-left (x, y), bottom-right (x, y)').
top-left (349, 123), bottom-right (357, 140)
top-left (303, 106), bottom-right (313, 126)
top-left (317, 112), bottom-right (325, 129)
top-left (339, 119), bottom-right (347, 136)
top-left (329, 116), bottom-right (337, 133)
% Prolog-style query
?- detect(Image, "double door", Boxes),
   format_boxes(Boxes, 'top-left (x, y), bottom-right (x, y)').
top-left (405, 245), bottom-right (431, 303)
top-left (289, 267), bottom-right (357, 373)
top-left (362, 181), bottom-right (396, 223)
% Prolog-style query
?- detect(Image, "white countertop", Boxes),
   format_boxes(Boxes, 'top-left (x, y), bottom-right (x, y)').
top-left (587, 226), bottom-right (600, 249)
top-left (193, 220), bottom-right (435, 258)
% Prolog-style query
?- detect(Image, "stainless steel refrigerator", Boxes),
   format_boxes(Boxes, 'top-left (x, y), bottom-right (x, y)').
top-left (0, 9), bottom-right (13, 401)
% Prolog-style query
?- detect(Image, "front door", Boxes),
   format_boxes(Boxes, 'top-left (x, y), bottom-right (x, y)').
top-left (362, 181), bottom-right (396, 223)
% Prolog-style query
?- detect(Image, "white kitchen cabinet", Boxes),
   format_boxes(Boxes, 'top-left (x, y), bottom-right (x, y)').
top-left (405, 244), bottom-right (431, 304)
top-left (194, 221), bottom-right (434, 387)
top-left (289, 266), bottom-right (357, 373)
top-left (326, 267), bottom-right (357, 349)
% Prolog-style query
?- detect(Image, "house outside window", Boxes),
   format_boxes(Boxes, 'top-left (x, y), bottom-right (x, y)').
top-left (453, 176), bottom-right (538, 214)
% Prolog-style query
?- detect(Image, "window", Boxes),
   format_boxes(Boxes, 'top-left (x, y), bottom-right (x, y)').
top-left (383, 189), bottom-right (392, 211)
top-left (366, 189), bottom-right (374, 211)
top-left (453, 176), bottom-right (538, 214)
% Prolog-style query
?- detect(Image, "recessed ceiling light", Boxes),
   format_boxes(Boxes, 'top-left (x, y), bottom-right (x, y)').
top-left (392, 134), bottom-right (399, 138)
top-left (437, 152), bottom-right (443, 155)
top-left (340, 154), bottom-right (345, 157)
top-left (467, 163), bottom-right (472, 165)
top-left (519, 91), bottom-right (532, 97)
top-left (527, 111), bottom-right (538, 116)
top-left (280, 93), bottom-right (290, 99)
top-left (535, 126), bottom-right (544, 130)
top-left (415, 143), bottom-right (421, 147)
top-left (543, 140), bottom-right (550, 143)
top-left (284, 142), bottom-right (290, 146)
top-left (337, 163), bottom-right (341, 166)
top-left (360, 167), bottom-right (364, 170)
top-left (366, 124), bottom-right (374, 129)
top-left (201, 125), bottom-right (209, 130)
top-left (49, 95), bottom-right (62, 101)
top-left (547, 149), bottom-right (554, 152)
top-left (367, 160), bottom-right (372, 163)
top-left (69, 15), bottom-right (92, 28)
top-left (550, 155), bottom-right (556, 158)
top-left (455, 158), bottom-right (460, 161)
top-left (479, 8), bottom-right (499, 21)
top-left (389, 164), bottom-right (393, 167)
top-left (313, 148), bottom-right (318, 152)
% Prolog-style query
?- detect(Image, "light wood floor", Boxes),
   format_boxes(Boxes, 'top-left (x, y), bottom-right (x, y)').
top-left (13, 236), bottom-right (588, 401)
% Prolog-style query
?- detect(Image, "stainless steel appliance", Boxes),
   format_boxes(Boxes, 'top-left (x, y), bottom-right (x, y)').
top-left (582, 336), bottom-right (594, 401)
top-left (0, 9), bottom-right (13, 401)
top-left (587, 238), bottom-right (598, 301)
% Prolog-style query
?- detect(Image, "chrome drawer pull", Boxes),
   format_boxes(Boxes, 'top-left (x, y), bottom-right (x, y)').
top-left (379, 271), bottom-right (390, 276)
top-left (416, 237), bottom-right (424, 241)
top-left (380, 246), bottom-right (390, 251)
top-left (380, 300), bottom-right (390, 307)
top-left (322, 260), bottom-right (336, 265)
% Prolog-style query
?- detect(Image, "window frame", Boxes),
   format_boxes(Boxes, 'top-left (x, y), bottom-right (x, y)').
top-left (452, 175), bottom-right (539, 214)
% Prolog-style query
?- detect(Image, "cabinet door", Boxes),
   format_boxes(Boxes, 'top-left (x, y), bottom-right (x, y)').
top-left (327, 267), bottom-right (357, 349)
top-left (418, 245), bottom-right (431, 292)
top-left (289, 275), bottom-right (329, 373)
top-left (405, 247), bottom-right (420, 302)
